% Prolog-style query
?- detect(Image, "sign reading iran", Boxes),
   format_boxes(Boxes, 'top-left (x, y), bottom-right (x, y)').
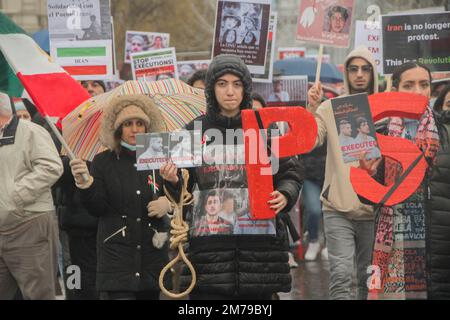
top-left (50, 40), bottom-right (113, 80)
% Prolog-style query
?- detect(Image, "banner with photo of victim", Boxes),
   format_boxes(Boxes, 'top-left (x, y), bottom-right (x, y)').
top-left (47, 0), bottom-right (114, 80)
top-left (253, 75), bottom-right (308, 107)
top-left (212, 0), bottom-right (271, 74)
top-left (177, 60), bottom-right (210, 81)
top-left (381, 12), bottom-right (450, 74)
top-left (296, 0), bottom-right (355, 48)
top-left (331, 93), bottom-right (380, 163)
top-left (252, 12), bottom-right (277, 83)
top-left (124, 31), bottom-right (170, 64)
top-left (130, 47), bottom-right (178, 82)
top-left (136, 130), bottom-right (202, 171)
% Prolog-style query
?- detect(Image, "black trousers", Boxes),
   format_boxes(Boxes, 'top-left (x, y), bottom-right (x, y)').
top-left (67, 233), bottom-right (99, 300)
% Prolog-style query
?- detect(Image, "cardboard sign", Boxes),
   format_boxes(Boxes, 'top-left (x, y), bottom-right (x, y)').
top-left (177, 60), bottom-right (210, 81)
top-left (212, 0), bottom-right (272, 75)
top-left (124, 31), bottom-right (170, 64)
top-left (296, 0), bottom-right (355, 48)
top-left (253, 75), bottom-right (308, 107)
top-left (354, 20), bottom-right (382, 74)
top-left (252, 12), bottom-right (277, 83)
top-left (130, 47), bottom-right (178, 82)
top-left (331, 93), bottom-right (381, 163)
top-left (350, 92), bottom-right (429, 206)
top-left (242, 107), bottom-right (317, 219)
top-left (50, 40), bottom-right (114, 80)
top-left (278, 47), bottom-right (306, 60)
top-left (381, 12), bottom-right (450, 74)
top-left (47, 0), bottom-right (114, 80)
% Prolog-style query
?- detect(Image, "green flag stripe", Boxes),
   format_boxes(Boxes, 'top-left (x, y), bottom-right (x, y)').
top-left (57, 47), bottom-right (106, 57)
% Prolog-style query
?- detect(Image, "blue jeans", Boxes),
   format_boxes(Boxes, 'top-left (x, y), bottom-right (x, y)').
top-left (301, 179), bottom-right (323, 242)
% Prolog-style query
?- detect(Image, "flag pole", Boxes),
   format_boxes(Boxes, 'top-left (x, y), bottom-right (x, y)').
top-left (43, 115), bottom-right (89, 181)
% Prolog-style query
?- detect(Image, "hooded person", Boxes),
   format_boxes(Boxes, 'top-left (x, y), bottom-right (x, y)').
top-left (69, 95), bottom-right (174, 300)
top-left (306, 45), bottom-right (379, 300)
top-left (161, 54), bottom-right (303, 299)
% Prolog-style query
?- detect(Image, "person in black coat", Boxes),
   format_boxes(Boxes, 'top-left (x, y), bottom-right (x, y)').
top-left (427, 85), bottom-right (450, 299)
top-left (161, 54), bottom-right (303, 300)
top-left (70, 95), bottom-right (172, 300)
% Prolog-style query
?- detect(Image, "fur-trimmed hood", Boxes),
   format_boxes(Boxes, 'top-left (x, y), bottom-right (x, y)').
top-left (100, 94), bottom-right (166, 152)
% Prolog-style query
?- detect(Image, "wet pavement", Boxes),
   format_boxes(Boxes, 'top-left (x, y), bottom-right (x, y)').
top-left (279, 251), bottom-right (330, 300)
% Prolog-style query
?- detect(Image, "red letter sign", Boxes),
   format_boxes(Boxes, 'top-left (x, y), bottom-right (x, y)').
top-left (350, 92), bottom-right (429, 206)
top-left (242, 107), bottom-right (317, 219)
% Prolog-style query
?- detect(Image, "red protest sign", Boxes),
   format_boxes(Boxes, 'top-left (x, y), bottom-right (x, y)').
top-left (242, 107), bottom-right (317, 219)
top-left (350, 92), bottom-right (429, 206)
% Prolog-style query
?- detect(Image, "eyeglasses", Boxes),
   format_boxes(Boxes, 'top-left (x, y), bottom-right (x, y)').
top-left (347, 65), bottom-right (372, 74)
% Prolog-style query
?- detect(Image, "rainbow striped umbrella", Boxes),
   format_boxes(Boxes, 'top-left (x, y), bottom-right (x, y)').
top-left (61, 78), bottom-right (206, 161)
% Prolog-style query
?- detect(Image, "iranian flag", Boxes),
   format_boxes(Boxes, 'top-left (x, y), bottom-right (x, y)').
top-left (0, 33), bottom-right (90, 122)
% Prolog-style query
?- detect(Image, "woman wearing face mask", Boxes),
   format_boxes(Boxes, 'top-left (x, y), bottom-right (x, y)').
top-left (365, 62), bottom-right (441, 300)
top-left (427, 85), bottom-right (450, 299)
top-left (69, 95), bottom-right (172, 300)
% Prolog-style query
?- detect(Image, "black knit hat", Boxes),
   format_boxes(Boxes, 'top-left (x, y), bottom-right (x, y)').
top-left (204, 54), bottom-right (253, 113)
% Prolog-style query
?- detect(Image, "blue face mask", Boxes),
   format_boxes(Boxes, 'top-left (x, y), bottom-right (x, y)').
top-left (120, 140), bottom-right (136, 151)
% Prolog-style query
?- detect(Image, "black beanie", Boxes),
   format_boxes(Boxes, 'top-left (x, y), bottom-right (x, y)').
top-left (205, 54), bottom-right (253, 113)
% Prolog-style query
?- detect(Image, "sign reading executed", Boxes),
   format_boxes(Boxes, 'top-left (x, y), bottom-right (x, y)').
top-left (382, 12), bottom-right (450, 74)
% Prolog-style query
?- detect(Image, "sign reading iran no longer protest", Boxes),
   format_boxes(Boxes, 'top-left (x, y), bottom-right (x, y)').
top-left (382, 12), bottom-right (450, 74)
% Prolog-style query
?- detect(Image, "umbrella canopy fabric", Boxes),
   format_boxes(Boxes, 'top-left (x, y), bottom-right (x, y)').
top-left (62, 78), bottom-right (206, 161)
top-left (274, 57), bottom-right (343, 84)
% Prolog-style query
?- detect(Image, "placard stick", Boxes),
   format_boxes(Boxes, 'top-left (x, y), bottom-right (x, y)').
top-left (315, 44), bottom-right (323, 86)
top-left (385, 74), bottom-right (392, 92)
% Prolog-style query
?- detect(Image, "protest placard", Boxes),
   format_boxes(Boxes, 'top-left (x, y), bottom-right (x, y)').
top-left (253, 13), bottom-right (277, 83)
top-left (278, 47), bottom-right (306, 60)
top-left (136, 130), bottom-right (202, 171)
top-left (331, 93), bottom-right (380, 163)
top-left (212, 0), bottom-right (272, 74)
top-left (296, 0), bottom-right (355, 48)
top-left (177, 60), bottom-right (210, 81)
top-left (130, 47), bottom-right (178, 82)
top-left (47, 0), bottom-right (114, 80)
top-left (381, 12), bottom-right (450, 74)
top-left (47, 0), bottom-right (112, 41)
top-left (50, 40), bottom-right (114, 80)
top-left (253, 75), bottom-right (308, 107)
top-left (354, 20), bottom-right (382, 74)
top-left (124, 31), bottom-right (170, 64)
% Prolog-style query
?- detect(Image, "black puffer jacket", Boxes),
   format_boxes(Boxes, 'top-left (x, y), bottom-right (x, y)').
top-left (80, 148), bottom-right (170, 292)
top-left (427, 110), bottom-right (450, 299)
top-left (170, 55), bottom-right (303, 298)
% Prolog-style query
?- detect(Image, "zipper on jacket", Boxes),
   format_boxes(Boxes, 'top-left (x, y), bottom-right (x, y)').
top-left (103, 226), bottom-right (127, 243)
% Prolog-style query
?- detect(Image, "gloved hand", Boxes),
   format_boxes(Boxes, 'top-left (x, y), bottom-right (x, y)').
top-left (147, 196), bottom-right (173, 218)
top-left (69, 159), bottom-right (93, 189)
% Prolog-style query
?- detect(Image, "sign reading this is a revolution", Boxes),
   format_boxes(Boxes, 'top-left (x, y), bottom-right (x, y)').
top-left (130, 47), bottom-right (178, 82)
top-left (382, 11), bottom-right (450, 74)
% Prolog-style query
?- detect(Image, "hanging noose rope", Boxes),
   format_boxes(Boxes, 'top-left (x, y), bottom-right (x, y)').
top-left (159, 169), bottom-right (196, 299)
